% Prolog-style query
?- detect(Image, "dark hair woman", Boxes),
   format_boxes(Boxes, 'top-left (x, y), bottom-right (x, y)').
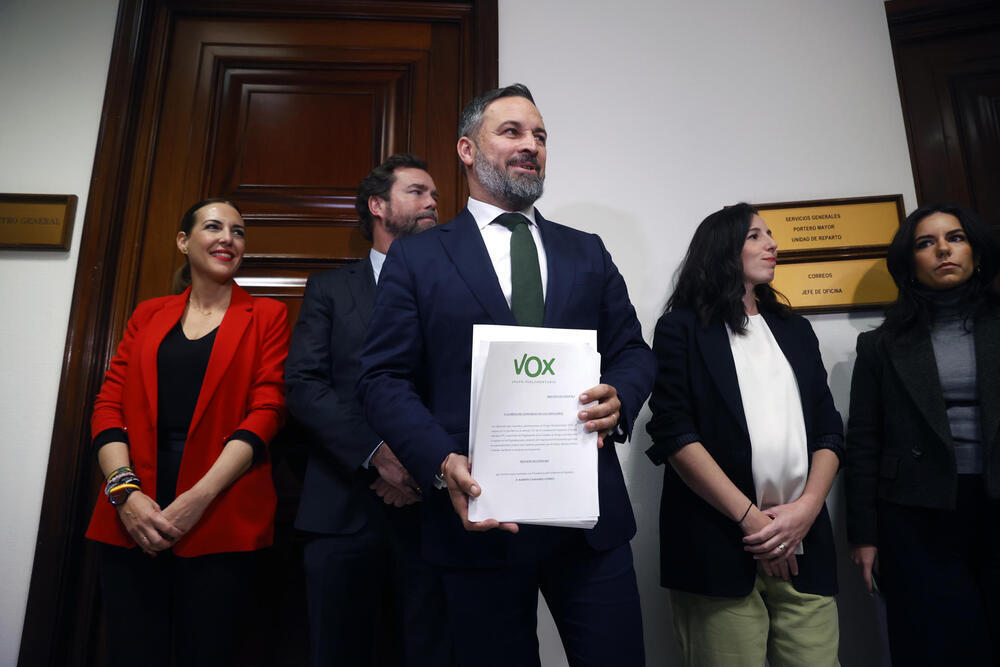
top-left (846, 203), bottom-right (1000, 665)
top-left (85, 198), bottom-right (289, 667)
top-left (646, 203), bottom-right (844, 666)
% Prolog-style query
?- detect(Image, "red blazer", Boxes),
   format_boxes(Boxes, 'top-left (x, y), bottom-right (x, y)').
top-left (86, 284), bottom-right (288, 556)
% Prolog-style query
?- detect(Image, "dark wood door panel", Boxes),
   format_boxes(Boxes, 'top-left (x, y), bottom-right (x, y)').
top-left (953, 70), bottom-right (1000, 224)
top-left (888, 3), bottom-right (1000, 226)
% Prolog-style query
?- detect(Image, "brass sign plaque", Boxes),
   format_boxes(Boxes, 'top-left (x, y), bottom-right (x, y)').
top-left (758, 198), bottom-right (902, 257)
top-left (752, 195), bottom-right (904, 313)
top-left (0, 194), bottom-right (78, 250)
top-left (772, 258), bottom-right (897, 313)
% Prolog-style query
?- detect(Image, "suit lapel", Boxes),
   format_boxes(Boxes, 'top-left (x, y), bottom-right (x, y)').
top-left (439, 209), bottom-right (516, 325)
top-left (139, 291), bottom-right (188, 425)
top-left (888, 325), bottom-right (952, 447)
top-left (697, 322), bottom-right (750, 439)
top-left (535, 212), bottom-right (573, 328)
top-left (187, 283), bottom-right (253, 436)
top-left (349, 256), bottom-right (376, 325)
top-left (976, 307), bottom-right (1000, 449)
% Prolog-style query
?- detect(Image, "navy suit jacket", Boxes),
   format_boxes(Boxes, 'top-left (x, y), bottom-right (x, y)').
top-left (645, 308), bottom-right (843, 596)
top-left (286, 257), bottom-right (383, 534)
top-left (358, 208), bottom-right (654, 568)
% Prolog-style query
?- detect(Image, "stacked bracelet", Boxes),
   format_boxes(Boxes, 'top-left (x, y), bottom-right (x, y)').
top-left (104, 466), bottom-right (142, 506)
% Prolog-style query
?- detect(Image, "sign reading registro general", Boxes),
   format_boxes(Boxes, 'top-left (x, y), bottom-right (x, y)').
top-left (0, 194), bottom-right (77, 250)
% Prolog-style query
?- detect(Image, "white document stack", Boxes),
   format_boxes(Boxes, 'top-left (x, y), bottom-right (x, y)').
top-left (468, 324), bottom-right (601, 528)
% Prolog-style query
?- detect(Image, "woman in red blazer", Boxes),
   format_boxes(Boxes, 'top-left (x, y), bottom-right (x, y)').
top-left (85, 198), bottom-right (288, 667)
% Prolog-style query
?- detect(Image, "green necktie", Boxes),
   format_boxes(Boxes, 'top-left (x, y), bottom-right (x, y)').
top-left (494, 212), bottom-right (544, 327)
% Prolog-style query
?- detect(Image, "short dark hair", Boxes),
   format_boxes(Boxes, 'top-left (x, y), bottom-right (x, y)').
top-left (173, 198), bottom-right (243, 293)
top-left (458, 83), bottom-right (536, 141)
top-left (668, 202), bottom-right (789, 332)
top-left (355, 153), bottom-right (429, 241)
top-left (881, 202), bottom-right (1000, 334)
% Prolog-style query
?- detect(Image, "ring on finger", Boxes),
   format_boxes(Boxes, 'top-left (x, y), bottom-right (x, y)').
top-left (777, 543), bottom-right (787, 552)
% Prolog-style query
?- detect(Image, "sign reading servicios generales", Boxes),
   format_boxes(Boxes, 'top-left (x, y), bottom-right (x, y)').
top-left (756, 195), bottom-right (903, 257)
top-left (751, 194), bottom-right (904, 313)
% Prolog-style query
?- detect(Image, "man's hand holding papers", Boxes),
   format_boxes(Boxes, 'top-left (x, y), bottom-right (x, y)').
top-left (445, 325), bottom-right (607, 530)
top-left (440, 452), bottom-right (520, 533)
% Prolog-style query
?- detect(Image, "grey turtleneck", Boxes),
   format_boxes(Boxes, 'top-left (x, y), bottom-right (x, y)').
top-left (928, 292), bottom-right (984, 474)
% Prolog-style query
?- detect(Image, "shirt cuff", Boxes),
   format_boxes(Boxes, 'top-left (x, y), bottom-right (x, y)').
top-left (362, 441), bottom-right (384, 469)
top-left (93, 427), bottom-right (129, 452)
top-left (228, 429), bottom-right (268, 464)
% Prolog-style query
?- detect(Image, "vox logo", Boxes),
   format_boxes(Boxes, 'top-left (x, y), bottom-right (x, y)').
top-left (513, 354), bottom-right (555, 377)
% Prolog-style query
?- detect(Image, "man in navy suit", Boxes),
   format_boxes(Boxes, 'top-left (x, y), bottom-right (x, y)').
top-left (286, 154), bottom-right (452, 666)
top-left (359, 85), bottom-right (654, 666)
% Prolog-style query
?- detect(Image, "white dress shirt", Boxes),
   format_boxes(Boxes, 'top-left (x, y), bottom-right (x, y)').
top-left (369, 247), bottom-right (386, 284)
top-left (466, 197), bottom-right (549, 307)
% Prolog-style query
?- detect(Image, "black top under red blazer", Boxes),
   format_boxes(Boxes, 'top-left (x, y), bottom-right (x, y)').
top-left (645, 308), bottom-right (843, 597)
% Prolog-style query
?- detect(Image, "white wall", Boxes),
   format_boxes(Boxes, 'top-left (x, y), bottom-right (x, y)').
top-left (0, 0), bottom-right (119, 663)
top-left (1, 0), bottom-right (913, 664)
top-left (498, 0), bottom-right (913, 664)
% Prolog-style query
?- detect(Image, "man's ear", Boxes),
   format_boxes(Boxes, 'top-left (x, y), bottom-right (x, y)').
top-left (457, 136), bottom-right (475, 168)
top-left (369, 195), bottom-right (385, 220)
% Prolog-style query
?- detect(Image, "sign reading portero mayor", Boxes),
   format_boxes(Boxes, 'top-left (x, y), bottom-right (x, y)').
top-left (756, 197), bottom-right (901, 254)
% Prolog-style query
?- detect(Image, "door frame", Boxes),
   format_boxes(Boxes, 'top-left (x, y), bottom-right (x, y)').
top-left (18, 2), bottom-right (496, 665)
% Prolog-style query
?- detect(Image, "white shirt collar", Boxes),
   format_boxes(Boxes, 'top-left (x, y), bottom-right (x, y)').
top-left (466, 197), bottom-right (537, 231)
top-left (369, 247), bottom-right (387, 284)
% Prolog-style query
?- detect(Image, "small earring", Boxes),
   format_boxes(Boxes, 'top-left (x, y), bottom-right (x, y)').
top-left (975, 264), bottom-right (982, 274)
top-left (181, 248), bottom-right (188, 254)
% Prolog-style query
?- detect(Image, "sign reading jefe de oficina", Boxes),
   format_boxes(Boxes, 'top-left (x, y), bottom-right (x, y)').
top-left (0, 194), bottom-right (77, 250)
top-left (751, 195), bottom-right (904, 313)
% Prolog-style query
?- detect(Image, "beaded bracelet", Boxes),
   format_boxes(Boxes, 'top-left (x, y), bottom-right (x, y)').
top-left (105, 473), bottom-right (141, 498)
top-left (105, 466), bottom-right (133, 483)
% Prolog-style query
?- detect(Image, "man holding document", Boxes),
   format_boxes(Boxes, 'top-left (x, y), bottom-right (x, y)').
top-left (359, 84), bottom-right (654, 666)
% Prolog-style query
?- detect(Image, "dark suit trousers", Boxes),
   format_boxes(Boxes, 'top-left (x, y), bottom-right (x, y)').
top-left (439, 527), bottom-right (644, 667)
top-left (98, 543), bottom-right (260, 667)
top-left (878, 475), bottom-right (1000, 666)
top-left (303, 503), bottom-right (452, 667)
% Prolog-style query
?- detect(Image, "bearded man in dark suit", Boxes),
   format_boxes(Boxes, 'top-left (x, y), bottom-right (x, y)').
top-left (286, 153), bottom-right (451, 667)
top-left (359, 85), bottom-right (654, 666)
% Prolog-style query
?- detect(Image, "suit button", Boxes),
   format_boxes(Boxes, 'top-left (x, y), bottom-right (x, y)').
top-left (911, 447), bottom-right (923, 459)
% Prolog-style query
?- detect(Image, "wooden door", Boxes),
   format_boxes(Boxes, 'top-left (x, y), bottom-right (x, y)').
top-left (19, 2), bottom-right (496, 666)
top-left (137, 14), bottom-right (470, 319)
top-left (887, 1), bottom-right (1000, 227)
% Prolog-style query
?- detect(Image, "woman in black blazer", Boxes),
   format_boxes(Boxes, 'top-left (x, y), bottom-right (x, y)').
top-left (647, 203), bottom-right (843, 667)
top-left (846, 203), bottom-right (1000, 666)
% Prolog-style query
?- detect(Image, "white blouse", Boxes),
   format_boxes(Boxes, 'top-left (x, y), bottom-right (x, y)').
top-left (728, 314), bottom-right (809, 553)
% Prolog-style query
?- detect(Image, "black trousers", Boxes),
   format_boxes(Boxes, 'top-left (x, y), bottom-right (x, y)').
top-left (302, 503), bottom-right (453, 667)
top-left (97, 543), bottom-right (260, 667)
top-left (879, 474), bottom-right (1000, 667)
top-left (440, 527), bottom-right (645, 667)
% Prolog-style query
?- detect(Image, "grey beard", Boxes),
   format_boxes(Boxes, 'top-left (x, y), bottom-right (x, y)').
top-left (473, 150), bottom-right (544, 210)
